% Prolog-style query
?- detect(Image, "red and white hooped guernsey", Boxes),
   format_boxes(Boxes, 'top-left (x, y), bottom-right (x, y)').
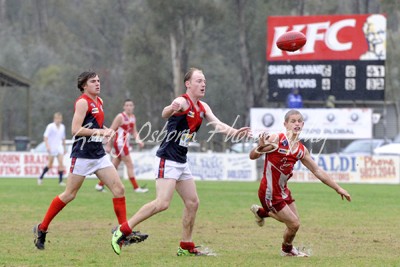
top-left (113, 112), bottom-right (136, 155)
top-left (261, 133), bottom-right (306, 202)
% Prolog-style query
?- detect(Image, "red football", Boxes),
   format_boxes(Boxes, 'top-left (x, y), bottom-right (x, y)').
top-left (276, 31), bottom-right (307, 52)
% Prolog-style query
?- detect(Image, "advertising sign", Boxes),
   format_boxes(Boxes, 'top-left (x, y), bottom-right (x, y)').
top-left (131, 152), bottom-right (258, 181)
top-left (0, 151), bottom-right (257, 182)
top-left (291, 154), bottom-right (399, 184)
top-left (250, 108), bottom-right (372, 139)
top-left (1, 152), bottom-right (399, 184)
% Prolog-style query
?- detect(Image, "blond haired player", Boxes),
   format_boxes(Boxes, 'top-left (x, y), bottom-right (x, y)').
top-left (111, 68), bottom-right (251, 256)
top-left (249, 109), bottom-right (351, 257)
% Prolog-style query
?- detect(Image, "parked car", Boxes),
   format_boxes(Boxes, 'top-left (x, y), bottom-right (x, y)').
top-left (374, 134), bottom-right (400, 155)
top-left (341, 139), bottom-right (390, 155)
top-left (374, 143), bottom-right (400, 155)
top-left (229, 142), bottom-right (257, 153)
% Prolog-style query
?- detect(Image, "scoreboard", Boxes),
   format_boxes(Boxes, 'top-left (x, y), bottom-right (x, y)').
top-left (267, 60), bottom-right (385, 101)
top-left (267, 14), bottom-right (386, 102)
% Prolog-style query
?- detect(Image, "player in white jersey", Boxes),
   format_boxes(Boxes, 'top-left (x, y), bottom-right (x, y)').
top-left (95, 99), bottom-right (148, 193)
top-left (38, 112), bottom-right (67, 186)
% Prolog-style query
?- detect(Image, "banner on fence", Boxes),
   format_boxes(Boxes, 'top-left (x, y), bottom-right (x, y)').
top-left (130, 152), bottom-right (257, 181)
top-left (291, 154), bottom-right (400, 184)
top-left (1, 152), bottom-right (399, 184)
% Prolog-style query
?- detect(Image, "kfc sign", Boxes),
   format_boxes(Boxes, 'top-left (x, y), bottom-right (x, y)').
top-left (267, 14), bottom-right (386, 61)
top-left (267, 14), bottom-right (386, 101)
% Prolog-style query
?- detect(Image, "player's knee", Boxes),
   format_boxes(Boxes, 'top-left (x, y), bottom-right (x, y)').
top-left (289, 220), bottom-right (300, 232)
top-left (113, 184), bottom-right (125, 197)
top-left (155, 199), bottom-right (170, 212)
top-left (186, 197), bottom-right (199, 211)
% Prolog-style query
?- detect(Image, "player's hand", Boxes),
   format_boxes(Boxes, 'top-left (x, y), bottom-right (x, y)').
top-left (254, 132), bottom-right (279, 154)
top-left (171, 100), bottom-right (182, 112)
top-left (258, 132), bottom-right (270, 147)
top-left (337, 188), bottom-right (351, 202)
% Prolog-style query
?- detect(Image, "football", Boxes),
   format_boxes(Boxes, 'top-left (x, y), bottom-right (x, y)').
top-left (276, 31), bottom-right (307, 52)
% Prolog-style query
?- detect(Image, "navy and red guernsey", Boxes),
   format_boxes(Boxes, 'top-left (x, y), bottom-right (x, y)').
top-left (70, 94), bottom-right (106, 159)
top-left (156, 94), bottom-right (206, 163)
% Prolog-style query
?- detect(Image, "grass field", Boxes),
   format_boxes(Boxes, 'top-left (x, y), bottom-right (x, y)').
top-left (1, 178), bottom-right (399, 267)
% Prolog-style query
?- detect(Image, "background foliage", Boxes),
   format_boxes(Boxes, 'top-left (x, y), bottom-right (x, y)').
top-left (0, 0), bottom-right (399, 145)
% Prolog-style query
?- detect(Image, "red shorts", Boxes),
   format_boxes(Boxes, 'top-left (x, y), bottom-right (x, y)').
top-left (257, 177), bottom-right (295, 213)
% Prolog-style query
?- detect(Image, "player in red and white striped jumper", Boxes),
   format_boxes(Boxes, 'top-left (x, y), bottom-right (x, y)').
top-left (95, 99), bottom-right (148, 193)
top-left (249, 109), bottom-right (351, 257)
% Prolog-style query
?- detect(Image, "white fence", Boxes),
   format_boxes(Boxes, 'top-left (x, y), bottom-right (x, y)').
top-left (0, 151), bottom-right (257, 182)
top-left (0, 151), bottom-right (399, 184)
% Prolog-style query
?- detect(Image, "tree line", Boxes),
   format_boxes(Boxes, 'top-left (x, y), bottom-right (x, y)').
top-left (0, 0), bottom-right (398, 149)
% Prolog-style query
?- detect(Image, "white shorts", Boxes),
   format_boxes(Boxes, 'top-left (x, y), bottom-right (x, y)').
top-left (70, 155), bottom-right (113, 176)
top-left (154, 156), bottom-right (193, 181)
top-left (48, 146), bottom-right (64, 157)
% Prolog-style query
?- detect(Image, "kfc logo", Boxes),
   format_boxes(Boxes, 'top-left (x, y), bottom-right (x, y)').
top-left (360, 14), bottom-right (386, 60)
top-left (270, 19), bottom-right (356, 58)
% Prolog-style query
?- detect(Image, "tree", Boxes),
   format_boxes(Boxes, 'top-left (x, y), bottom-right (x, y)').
top-left (146, 0), bottom-right (221, 97)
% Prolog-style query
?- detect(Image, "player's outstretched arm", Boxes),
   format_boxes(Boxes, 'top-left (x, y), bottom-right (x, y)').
top-left (203, 102), bottom-right (251, 138)
top-left (301, 148), bottom-right (351, 202)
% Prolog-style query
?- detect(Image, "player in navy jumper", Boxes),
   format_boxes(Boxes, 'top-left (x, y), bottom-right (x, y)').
top-left (34, 71), bottom-right (146, 250)
top-left (111, 68), bottom-right (251, 255)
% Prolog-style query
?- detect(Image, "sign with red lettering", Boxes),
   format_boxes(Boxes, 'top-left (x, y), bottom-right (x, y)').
top-left (266, 14), bottom-right (386, 101)
top-left (291, 154), bottom-right (400, 184)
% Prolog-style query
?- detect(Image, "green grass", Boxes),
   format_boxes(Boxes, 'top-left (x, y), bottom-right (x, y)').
top-left (0, 178), bottom-right (399, 267)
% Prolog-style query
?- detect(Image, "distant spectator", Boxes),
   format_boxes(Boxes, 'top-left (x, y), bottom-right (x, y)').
top-left (286, 88), bottom-right (303, 108)
top-left (325, 95), bottom-right (336, 108)
top-left (38, 112), bottom-right (66, 186)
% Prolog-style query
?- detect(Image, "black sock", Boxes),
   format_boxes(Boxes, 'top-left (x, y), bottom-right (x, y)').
top-left (58, 171), bottom-right (63, 183)
top-left (39, 166), bottom-right (49, 179)
top-left (282, 243), bottom-right (293, 253)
